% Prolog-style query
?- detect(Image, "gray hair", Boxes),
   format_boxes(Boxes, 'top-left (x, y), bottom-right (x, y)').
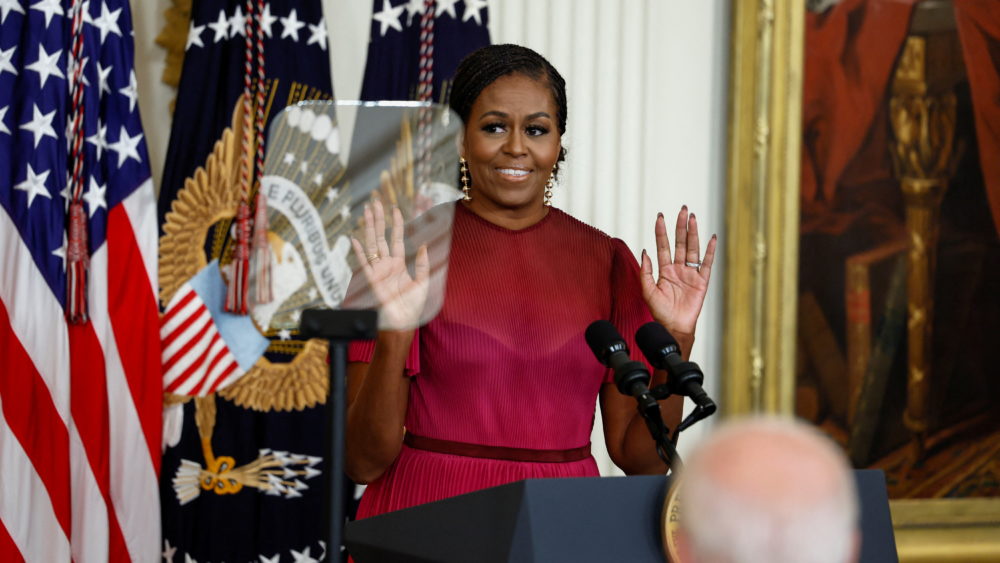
top-left (679, 416), bottom-right (859, 563)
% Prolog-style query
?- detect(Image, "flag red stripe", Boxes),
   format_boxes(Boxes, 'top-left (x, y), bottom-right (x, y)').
top-left (160, 289), bottom-right (197, 328)
top-left (0, 300), bottom-right (72, 536)
top-left (205, 358), bottom-right (240, 395)
top-left (102, 496), bottom-right (129, 563)
top-left (163, 313), bottom-right (214, 380)
top-left (0, 518), bottom-right (25, 563)
top-left (174, 331), bottom-right (226, 395)
top-left (67, 322), bottom-right (130, 563)
top-left (163, 304), bottom-right (213, 364)
top-left (201, 340), bottom-right (240, 394)
top-left (164, 331), bottom-right (218, 395)
top-left (201, 338), bottom-right (234, 388)
top-left (190, 335), bottom-right (231, 395)
top-left (105, 206), bottom-right (161, 473)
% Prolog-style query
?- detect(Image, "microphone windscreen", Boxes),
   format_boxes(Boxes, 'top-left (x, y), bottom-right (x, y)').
top-left (635, 322), bottom-right (678, 364)
top-left (585, 320), bottom-right (623, 365)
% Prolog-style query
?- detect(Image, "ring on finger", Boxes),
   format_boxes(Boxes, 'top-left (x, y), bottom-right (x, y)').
top-left (685, 261), bottom-right (702, 269)
top-left (367, 253), bottom-right (381, 263)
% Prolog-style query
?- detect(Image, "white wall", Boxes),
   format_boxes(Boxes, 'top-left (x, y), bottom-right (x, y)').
top-left (131, 0), bottom-right (729, 474)
top-left (130, 0), bottom-right (172, 201)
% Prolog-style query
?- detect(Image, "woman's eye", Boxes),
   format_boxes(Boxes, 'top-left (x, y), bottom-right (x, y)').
top-left (526, 125), bottom-right (549, 136)
top-left (481, 122), bottom-right (506, 134)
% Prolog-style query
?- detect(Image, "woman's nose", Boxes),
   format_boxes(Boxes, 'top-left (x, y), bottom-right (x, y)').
top-left (503, 131), bottom-right (527, 155)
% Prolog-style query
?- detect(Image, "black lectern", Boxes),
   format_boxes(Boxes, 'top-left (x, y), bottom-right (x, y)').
top-left (346, 476), bottom-right (668, 562)
top-left (345, 470), bottom-right (897, 563)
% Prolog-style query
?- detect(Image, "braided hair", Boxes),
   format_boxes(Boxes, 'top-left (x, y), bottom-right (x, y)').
top-left (449, 44), bottom-right (568, 173)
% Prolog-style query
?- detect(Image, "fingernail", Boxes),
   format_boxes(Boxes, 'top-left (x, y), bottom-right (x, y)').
top-left (682, 205), bottom-right (688, 211)
top-left (657, 212), bottom-right (664, 220)
top-left (690, 213), bottom-right (696, 220)
top-left (712, 234), bottom-right (717, 240)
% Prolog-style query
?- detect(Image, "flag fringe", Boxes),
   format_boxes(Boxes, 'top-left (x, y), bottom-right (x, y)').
top-left (225, 202), bottom-right (251, 315)
top-left (252, 192), bottom-right (272, 305)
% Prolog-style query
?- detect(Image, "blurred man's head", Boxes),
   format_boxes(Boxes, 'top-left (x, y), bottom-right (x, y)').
top-left (678, 417), bottom-right (859, 563)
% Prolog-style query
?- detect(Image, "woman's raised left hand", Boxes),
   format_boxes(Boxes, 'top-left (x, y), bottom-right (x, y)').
top-left (639, 206), bottom-right (717, 351)
top-left (350, 199), bottom-right (430, 331)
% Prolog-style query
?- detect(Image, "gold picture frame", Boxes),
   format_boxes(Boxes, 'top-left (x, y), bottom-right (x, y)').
top-left (721, 1), bottom-right (1000, 561)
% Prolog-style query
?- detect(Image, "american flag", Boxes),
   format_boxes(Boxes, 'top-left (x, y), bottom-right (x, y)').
top-left (0, 0), bottom-right (161, 561)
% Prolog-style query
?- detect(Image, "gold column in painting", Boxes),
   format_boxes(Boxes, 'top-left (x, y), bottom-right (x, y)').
top-left (722, 0), bottom-right (802, 416)
top-left (888, 36), bottom-right (957, 458)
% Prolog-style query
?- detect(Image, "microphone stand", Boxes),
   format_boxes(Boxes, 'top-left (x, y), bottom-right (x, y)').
top-left (649, 358), bottom-right (717, 438)
top-left (299, 309), bottom-right (378, 563)
top-left (633, 388), bottom-right (683, 471)
top-left (641, 360), bottom-right (717, 471)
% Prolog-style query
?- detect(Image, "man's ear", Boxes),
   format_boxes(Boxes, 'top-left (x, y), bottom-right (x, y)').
top-left (847, 529), bottom-right (862, 563)
top-left (674, 528), bottom-right (694, 563)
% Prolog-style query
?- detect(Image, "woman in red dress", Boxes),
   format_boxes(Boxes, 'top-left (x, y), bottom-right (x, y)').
top-left (345, 44), bottom-right (717, 519)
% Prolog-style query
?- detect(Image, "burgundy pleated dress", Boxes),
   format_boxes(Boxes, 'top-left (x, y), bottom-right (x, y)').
top-left (349, 202), bottom-right (654, 518)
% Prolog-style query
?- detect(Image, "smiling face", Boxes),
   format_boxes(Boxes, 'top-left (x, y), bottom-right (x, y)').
top-left (461, 72), bottom-right (562, 227)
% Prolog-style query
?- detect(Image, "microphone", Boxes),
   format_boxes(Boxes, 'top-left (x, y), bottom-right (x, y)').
top-left (585, 320), bottom-right (652, 401)
top-left (586, 320), bottom-right (682, 469)
top-left (635, 322), bottom-right (716, 416)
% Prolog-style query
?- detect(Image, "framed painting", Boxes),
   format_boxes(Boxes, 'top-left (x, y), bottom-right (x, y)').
top-left (720, 0), bottom-right (1000, 561)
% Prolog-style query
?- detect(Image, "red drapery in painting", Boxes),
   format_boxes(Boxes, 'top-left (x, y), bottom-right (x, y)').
top-left (954, 0), bottom-right (1000, 234)
top-left (802, 0), bottom-right (1000, 235)
top-left (801, 0), bottom-right (918, 222)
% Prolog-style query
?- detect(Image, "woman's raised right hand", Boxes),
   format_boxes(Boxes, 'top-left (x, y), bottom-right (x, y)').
top-left (350, 199), bottom-right (430, 331)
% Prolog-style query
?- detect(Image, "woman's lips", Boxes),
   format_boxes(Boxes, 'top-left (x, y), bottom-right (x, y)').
top-left (495, 167), bottom-right (531, 181)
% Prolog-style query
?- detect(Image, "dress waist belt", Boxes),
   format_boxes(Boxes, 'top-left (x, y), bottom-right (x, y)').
top-left (403, 433), bottom-right (591, 463)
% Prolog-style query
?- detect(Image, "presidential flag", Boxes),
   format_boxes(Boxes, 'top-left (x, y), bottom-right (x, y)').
top-left (0, 0), bottom-right (161, 561)
top-left (157, 1), bottom-right (337, 561)
top-left (360, 0), bottom-right (491, 102)
top-left (355, 0), bottom-right (490, 211)
top-left (157, 0), bottom-right (333, 226)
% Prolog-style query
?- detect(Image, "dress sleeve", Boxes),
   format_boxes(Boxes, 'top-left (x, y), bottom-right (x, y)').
top-left (347, 331), bottom-right (421, 377)
top-left (608, 238), bottom-right (656, 384)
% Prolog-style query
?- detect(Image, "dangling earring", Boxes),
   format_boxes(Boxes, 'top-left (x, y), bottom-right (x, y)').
top-left (460, 157), bottom-right (471, 201)
top-left (544, 169), bottom-right (555, 206)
